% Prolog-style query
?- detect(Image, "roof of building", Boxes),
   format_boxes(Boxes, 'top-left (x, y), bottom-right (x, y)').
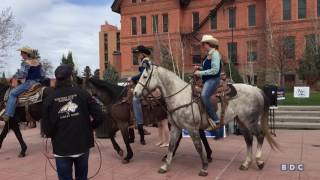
top-left (111, 0), bottom-right (121, 13)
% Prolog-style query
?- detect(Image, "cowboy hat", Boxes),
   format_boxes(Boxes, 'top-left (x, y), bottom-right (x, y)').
top-left (201, 35), bottom-right (219, 46)
top-left (132, 45), bottom-right (151, 55)
top-left (17, 46), bottom-right (34, 55)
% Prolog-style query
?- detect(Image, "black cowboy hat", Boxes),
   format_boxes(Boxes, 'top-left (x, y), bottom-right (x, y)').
top-left (55, 64), bottom-right (73, 80)
top-left (132, 45), bottom-right (151, 55)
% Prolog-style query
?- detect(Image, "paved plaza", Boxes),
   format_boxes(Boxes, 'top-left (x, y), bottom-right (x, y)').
top-left (0, 123), bottom-right (319, 180)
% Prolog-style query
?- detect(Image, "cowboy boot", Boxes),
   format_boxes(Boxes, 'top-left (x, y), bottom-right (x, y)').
top-left (137, 124), bottom-right (146, 145)
top-left (18, 145), bottom-right (27, 158)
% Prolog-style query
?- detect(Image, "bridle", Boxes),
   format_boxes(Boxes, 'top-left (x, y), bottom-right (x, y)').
top-left (136, 65), bottom-right (190, 99)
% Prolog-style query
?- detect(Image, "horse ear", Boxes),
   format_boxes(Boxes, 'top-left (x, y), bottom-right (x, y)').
top-left (75, 76), bottom-right (83, 85)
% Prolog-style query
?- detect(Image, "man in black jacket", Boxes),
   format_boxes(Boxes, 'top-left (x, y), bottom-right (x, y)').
top-left (42, 65), bottom-right (105, 180)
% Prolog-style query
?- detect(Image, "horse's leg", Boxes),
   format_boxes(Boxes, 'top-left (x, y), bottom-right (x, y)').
top-left (158, 125), bottom-right (181, 174)
top-left (128, 127), bottom-right (135, 143)
top-left (162, 132), bottom-right (182, 162)
top-left (189, 129), bottom-right (209, 176)
top-left (255, 126), bottom-right (265, 170)
top-left (120, 127), bottom-right (133, 164)
top-left (110, 131), bottom-right (123, 157)
top-left (11, 118), bottom-right (27, 157)
top-left (240, 128), bottom-right (253, 170)
top-left (199, 130), bottom-right (213, 163)
top-left (0, 121), bottom-right (10, 149)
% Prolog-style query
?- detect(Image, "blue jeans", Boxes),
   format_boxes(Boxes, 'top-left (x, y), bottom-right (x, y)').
top-left (55, 152), bottom-right (89, 180)
top-left (133, 96), bottom-right (143, 125)
top-left (201, 78), bottom-right (220, 122)
top-left (5, 80), bottom-right (36, 117)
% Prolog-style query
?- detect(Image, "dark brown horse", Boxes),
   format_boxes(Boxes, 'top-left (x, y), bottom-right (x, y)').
top-left (77, 78), bottom-right (214, 164)
top-left (0, 80), bottom-right (52, 156)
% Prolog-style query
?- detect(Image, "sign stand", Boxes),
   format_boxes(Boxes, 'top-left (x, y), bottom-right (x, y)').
top-left (269, 106), bottom-right (277, 137)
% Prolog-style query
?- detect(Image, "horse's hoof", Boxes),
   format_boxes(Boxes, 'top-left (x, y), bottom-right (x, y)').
top-left (239, 164), bottom-right (249, 171)
top-left (158, 168), bottom-right (167, 174)
top-left (257, 162), bottom-right (265, 170)
top-left (118, 149), bottom-right (124, 157)
top-left (122, 159), bottom-right (130, 164)
top-left (208, 157), bottom-right (213, 163)
top-left (198, 170), bottom-right (208, 177)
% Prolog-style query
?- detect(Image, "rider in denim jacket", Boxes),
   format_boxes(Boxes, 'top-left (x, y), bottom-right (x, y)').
top-left (194, 35), bottom-right (221, 126)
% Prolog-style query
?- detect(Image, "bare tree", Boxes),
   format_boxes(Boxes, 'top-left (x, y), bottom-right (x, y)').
top-left (0, 8), bottom-right (22, 65)
top-left (264, 13), bottom-right (297, 86)
top-left (41, 59), bottom-right (54, 77)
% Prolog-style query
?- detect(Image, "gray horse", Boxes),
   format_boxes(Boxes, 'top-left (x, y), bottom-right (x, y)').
top-left (133, 64), bottom-right (279, 176)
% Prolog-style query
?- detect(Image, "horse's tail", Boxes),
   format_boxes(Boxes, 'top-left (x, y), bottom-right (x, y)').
top-left (261, 92), bottom-right (280, 150)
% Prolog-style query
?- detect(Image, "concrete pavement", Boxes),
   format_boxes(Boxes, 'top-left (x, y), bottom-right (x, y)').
top-left (0, 123), bottom-right (319, 180)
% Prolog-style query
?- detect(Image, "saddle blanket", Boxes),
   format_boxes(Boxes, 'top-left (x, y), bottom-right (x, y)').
top-left (4, 86), bottom-right (45, 107)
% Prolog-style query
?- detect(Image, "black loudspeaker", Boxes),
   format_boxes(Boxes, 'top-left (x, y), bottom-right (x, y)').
top-left (263, 85), bottom-right (278, 107)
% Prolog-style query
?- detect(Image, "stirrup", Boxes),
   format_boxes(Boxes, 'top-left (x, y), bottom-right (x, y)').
top-left (207, 118), bottom-right (219, 130)
top-left (0, 109), bottom-right (5, 117)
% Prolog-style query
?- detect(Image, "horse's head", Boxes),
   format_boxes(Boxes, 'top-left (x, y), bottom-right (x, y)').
top-left (74, 76), bottom-right (97, 96)
top-left (133, 63), bottom-right (160, 98)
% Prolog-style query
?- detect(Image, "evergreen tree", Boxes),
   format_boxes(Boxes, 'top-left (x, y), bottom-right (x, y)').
top-left (0, 72), bottom-right (7, 85)
top-left (83, 66), bottom-right (92, 79)
top-left (103, 65), bottom-right (119, 84)
top-left (61, 51), bottom-right (75, 70)
top-left (297, 45), bottom-right (320, 86)
top-left (93, 69), bottom-right (100, 79)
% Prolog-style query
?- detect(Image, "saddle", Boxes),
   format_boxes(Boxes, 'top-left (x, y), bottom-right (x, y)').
top-left (192, 73), bottom-right (238, 130)
top-left (4, 83), bottom-right (46, 107)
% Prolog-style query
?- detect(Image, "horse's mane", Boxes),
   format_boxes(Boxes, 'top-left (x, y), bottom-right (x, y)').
top-left (88, 78), bottom-right (126, 99)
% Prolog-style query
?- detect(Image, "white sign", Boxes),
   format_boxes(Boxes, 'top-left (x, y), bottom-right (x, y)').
top-left (294, 86), bottom-right (310, 98)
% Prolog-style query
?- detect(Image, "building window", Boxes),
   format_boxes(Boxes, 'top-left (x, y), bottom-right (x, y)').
top-left (210, 11), bottom-right (217, 30)
top-left (284, 74), bottom-right (295, 82)
top-left (318, 0), bottom-right (320, 17)
top-left (141, 16), bottom-right (147, 34)
top-left (283, 36), bottom-right (295, 59)
top-left (116, 32), bottom-right (120, 52)
top-left (228, 42), bottom-right (237, 64)
top-left (247, 75), bottom-right (257, 85)
top-left (283, 0), bottom-right (291, 20)
top-left (132, 48), bottom-right (139, 65)
top-left (248, 5), bottom-right (256, 26)
top-left (163, 14), bottom-right (169, 32)
top-left (141, 0), bottom-right (146, 2)
top-left (229, 7), bottom-right (236, 28)
top-left (192, 12), bottom-right (200, 31)
top-left (104, 33), bottom-right (108, 65)
top-left (131, 17), bottom-right (137, 35)
top-left (247, 40), bottom-right (257, 61)
top-left (298, 0), bottom-right (306, 19)
top-left (152, 15), bottom-right (159, 33)
top-left (192, 45), bottom-right (202, 64)
top-left (132, 0), bottom-right (136, 3)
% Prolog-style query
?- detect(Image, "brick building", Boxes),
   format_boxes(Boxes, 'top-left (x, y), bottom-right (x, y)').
top-left (99, 23), bottom-right (121, 79)
top-left (100, 0), bottom-right (320, 86)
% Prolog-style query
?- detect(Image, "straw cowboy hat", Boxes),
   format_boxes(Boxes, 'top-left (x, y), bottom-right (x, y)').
top-left (17, 46), bottom-right (34, 55)
top-left (201, 35), bottom-right (219, 46)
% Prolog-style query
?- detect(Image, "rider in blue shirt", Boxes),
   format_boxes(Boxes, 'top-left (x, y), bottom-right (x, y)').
top-left (1, 46), bottom-right (45, 122)
top-left (128, 45), bottom-right (151, 145)
top-left (194, 35), bottom-right (221, 126)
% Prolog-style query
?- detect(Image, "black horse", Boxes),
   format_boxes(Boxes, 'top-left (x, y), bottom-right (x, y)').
top-left (0, 80), bottom-right (52, 157)
top-left (77, 77), bottom-right (213, 163)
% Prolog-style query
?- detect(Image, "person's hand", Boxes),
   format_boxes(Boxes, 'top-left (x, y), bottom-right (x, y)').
top-left (127, 77), bottom-right (132, 82)
top-left (194, 70), bottom-right (201, 77)
top-left (193, 65), bottom-right (200, 70)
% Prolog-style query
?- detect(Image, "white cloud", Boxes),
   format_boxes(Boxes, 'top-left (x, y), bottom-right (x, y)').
top-left (0, 0), bottom-right (120, 77)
